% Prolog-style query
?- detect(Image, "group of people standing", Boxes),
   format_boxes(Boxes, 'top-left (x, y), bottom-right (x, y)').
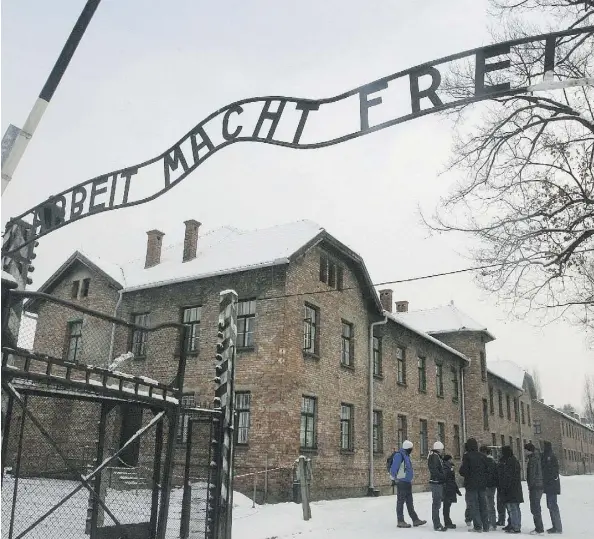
top-left (388, 438), bottom-right (563, 534)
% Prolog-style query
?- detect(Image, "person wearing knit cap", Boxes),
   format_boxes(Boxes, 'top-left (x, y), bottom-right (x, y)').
top-left (428, 441), bottom-right (447, 531)
top-left (525, 442), bottom-right (544, 535)
top-left (390, 440), bottom-right (427, 528)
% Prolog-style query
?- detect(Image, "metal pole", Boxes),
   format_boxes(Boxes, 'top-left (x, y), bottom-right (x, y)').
top-left (156, 410), bottom-right (178, 539)
top-left (8, 394), bottom-right (27, 539)
top-left (179, 417), bottom-right (193, 539)
top-left (150, 413), bottom-right (164, 539)
top-left (1, 0), bottom-right (102, 194)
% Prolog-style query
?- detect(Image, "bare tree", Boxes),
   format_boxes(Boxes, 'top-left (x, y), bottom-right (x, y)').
top-left (560, 403), bottom-right (577, 415)
top-left (428, 0), bottom-right (594, 331)
top-left (531, 367), bottom-right (543, 399)
top-left (584, 374), bottom-right (594, 422)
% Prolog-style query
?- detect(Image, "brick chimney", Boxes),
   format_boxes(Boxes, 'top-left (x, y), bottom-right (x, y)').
top-left (395, 300), bottom-right (409, 313)
top-left (182, 220), bottom-right (201, 262)
top-left (145, 229), bottom-right (165, 269)
top-left (379, 289), bottom-right (393, 312)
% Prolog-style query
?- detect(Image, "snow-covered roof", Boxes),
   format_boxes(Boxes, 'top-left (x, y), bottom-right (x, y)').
top-left (78, 250), bottom-right (127, 287)
top-left (534, 400), bottom-right (594, 433)
top-left (121, 220), bottom-right (323, 292)
top-left (487, 360), bottom-right (526, 391)
top-left (394, 302), bottom-right (495, 342)
top-left (385, 312), bottom-right (471, 365)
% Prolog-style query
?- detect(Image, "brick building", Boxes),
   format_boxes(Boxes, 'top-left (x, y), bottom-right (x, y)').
top-left (532, 400), bottom-right (594, 476)
top-left (14, 219), bottom-right (583, 501)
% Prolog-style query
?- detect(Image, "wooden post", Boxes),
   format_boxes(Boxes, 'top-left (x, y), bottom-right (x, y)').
top-left (252, 472), bottom-right (257, 508)
top-left (298, 456), bottom-right (311, 521)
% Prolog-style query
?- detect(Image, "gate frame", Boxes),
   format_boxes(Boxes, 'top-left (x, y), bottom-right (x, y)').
top-left (1, 287), bottom-right (190, 539)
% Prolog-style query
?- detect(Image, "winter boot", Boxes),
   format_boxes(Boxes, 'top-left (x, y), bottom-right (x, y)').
top-left (397, 521), bottom-right (412, 528)
top-left (413, 519), bottom-right (427, 527)
top-left (530, 531), bottom-right (544, 536)
top-left (434, 525), bottom-right (448, 532)
top-left (445, 523), bottom-right (457, 529)
top-left (467, 529), bottom-right (483, 533)
top-left (547, 529), bottom-right (561, 534)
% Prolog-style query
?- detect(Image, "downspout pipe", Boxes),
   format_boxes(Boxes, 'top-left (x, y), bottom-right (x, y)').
top-left (107, 288), bottom-right (123, 367)
top-left (460, 367), bottom-right (467, 443)
top-left (368, 313), bottom-right (388, 496)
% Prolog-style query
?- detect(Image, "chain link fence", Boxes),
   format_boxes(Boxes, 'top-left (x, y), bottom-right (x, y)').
top-left (2, 289), bottom-right (189, 539)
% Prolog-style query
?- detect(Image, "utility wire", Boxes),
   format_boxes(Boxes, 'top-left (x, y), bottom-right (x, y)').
top-left (256, 248), bottom-right (593, 302)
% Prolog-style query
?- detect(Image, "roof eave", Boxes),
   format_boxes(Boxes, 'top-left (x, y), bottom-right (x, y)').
top-left (486, 369), bottom-right (524, 392)
top-left (429, 328), bottom-right (496, 343)
top-left (121, 259), bottom-right (290, 294)
top-left (387, 314), bottom-right (471, 366)
top-left (304, 231), bottom-right (383, 314)
top-left (24, 251), bottom-right (123, 313)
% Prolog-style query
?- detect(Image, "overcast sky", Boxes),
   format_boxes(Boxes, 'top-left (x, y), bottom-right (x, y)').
top-left (2, 0), bottom-right (591, 410)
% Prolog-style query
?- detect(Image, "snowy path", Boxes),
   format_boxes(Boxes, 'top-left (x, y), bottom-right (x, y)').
top-left (232, 476), bottom-right (594, 539)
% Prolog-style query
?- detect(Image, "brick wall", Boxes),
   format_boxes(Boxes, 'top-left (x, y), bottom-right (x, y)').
top-left (532, 400), bottom-right (594, 476)
top-left (32, 262), bottom-right (120, 368)
top-left (373, 321), bottom-right (466, 493)
top-left (21, 241), bottom-right (567, 504)
top-left (430, 331), bottom-right (489, 444)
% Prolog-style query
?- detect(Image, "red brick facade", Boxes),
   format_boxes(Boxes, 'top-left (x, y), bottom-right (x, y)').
top-left (15, 225), bottom-right (593, 503)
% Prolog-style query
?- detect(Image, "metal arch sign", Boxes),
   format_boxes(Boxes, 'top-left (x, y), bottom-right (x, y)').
top-left (3, 26), bottom-right (593, 256)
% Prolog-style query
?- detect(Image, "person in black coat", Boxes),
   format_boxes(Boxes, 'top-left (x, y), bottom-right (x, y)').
top-left (498, 445), bottom-right (523, 534)
top-left (459, 437), bottom-right (489, 532)
top-left (442, 454), bottom-right (461, 529)
top-left (480, 445), bottom-right (498, 531)
top-left (428, 441), bottom-right (447, 531)
top-left (541, 441), bottom-right (563, 533)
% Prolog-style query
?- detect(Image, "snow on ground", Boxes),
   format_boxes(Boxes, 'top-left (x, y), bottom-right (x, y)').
top-left (234, 476), bottom-right (594, 539)
top-left (2, 476), bottom-right (592, 538)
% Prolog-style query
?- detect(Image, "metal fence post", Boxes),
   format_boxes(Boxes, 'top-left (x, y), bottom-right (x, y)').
top-left (214, 290), bottom-right (237, 539)
top-left (8, 394), bottom-right (27, 539)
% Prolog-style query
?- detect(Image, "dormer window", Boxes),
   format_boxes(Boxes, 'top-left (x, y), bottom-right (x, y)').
top-left (319, 253), bottom-right (344, 290)
top-left (71, 278), bottom-right (91, 299)
top-left (81, 278), bottom-right (90, 297)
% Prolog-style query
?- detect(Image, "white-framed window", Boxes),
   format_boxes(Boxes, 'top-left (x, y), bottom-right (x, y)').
top-left (236, 392), bottom-right (251, 444)
top-left (237, 300), bottom-right (256, 348)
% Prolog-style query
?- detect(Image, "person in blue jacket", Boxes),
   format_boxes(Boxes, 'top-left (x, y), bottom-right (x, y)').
top-left (390, 440), bottom-right (427, 528)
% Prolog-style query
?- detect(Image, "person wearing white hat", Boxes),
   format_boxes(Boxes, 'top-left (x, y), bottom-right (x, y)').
top-left (390, 440), bottom-right (427, 528)
top-left (428, 441), bottom-right (448, 531)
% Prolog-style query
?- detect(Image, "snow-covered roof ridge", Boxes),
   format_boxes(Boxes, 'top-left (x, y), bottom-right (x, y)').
top-left (535, 401), bottom-right (594, 433)
top-left (121, 219), bottom-right (324, 292)
top-left (394, 302), bottom-right (495, 342)
top-left (487, 360), bottom-right (526, 391)
top-left (77, 250), bottom-right (126, 288)
top-left (385, 312), bottom-right (471, 365)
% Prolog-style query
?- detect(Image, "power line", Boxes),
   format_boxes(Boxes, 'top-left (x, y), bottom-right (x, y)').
top-left (256, 249), bottom-right (593, 303)
top-left (255, 261), bottom-right (503, 302)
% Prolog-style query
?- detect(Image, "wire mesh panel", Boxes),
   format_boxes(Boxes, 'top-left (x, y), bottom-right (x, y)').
top-left (2, 289), bottom-right (188, 539)
top-left (2, 393), bottom-right (102, 539)
top-left (178, 411), bottom-right (221, 539)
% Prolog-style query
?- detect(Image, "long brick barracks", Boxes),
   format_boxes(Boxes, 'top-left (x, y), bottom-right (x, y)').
top-left (13, 219), bottom-right (594, 501)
